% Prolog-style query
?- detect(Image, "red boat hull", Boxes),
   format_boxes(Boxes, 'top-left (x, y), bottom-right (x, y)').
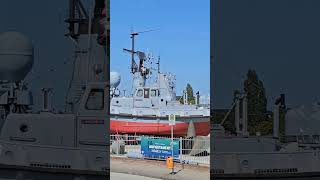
top-left (110, 119), bottom-right (210, 136)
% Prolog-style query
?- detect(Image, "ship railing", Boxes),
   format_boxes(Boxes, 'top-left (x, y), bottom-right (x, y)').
top-left (110, 134), bottom-right (210, 166)
top-left (278, 134), bottom-right (320, 144)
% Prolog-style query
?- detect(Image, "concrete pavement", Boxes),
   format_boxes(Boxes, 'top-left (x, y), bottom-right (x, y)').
top-left (111, 172), bottom-right (161, 180)
top-left (111, 157), bottom-right (210, 180)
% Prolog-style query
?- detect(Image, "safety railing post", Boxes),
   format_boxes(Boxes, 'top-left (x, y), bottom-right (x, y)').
top-left (180, 137), bottom-right (182, 165)
top-left (116, 134), bottom-right (119, 155)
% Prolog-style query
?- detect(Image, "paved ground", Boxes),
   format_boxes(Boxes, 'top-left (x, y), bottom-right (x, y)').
top-left (111, 157), bottom-right (210, 180)
top-left (112, 145), bottom-right (210, 165)
top-left (111, 172), bottom-right (161, 180)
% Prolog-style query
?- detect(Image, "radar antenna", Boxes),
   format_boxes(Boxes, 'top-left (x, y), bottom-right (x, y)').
top-left (123, 28), bottom-right (159, 74)
top-left (123, 32), bottom-right (139, 73)
top-left (156, 56), bottom-right (160, 74)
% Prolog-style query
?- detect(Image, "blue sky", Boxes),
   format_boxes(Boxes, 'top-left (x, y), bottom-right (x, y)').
top-left (213, 0), bottom-right (320, 108)
top-left (110, 0), bottom-right (210, 96)
top-left (0, 0), bottom-right (71, 110)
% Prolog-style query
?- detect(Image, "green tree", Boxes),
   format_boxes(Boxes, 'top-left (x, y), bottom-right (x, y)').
top-left (186, 83), bottom-right (195, 104)
top-left (176, 96), bottom-right (183, 104)
top-left (176, 84), bottom-right (197, 104)
top-left (244, 69), bottom-right (268, 135)
top-left (253, 120), bottom-right (273, 136)
top-left (216, 110), bottom-right (236, 134)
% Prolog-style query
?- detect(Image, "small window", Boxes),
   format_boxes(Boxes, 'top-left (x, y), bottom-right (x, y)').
top-left (20, 124), bottom-right (28, 133)
top-left (144, 89), bottom-right (150, 98)
top-left (136, 89), bottom-right (143, 97)
top-left (85, 89), bottom-right (104, 110)
top-left (151, 90), bottom-right (157, 97)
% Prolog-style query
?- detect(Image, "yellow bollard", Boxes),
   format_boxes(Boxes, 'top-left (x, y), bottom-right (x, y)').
top-left (166, 156), bottom-right (174, 169)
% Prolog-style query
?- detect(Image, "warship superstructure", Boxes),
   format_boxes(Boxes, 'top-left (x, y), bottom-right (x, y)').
top-left (0, 0), bottom-right (109, 179)
top-left (212, 93), bottom-right (320, 179)
top-left (110, 33), bottom-right (210, 136)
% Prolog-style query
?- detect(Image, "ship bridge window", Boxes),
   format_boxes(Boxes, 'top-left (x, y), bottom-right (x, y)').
top-left (151, 89), bottom-right (157, 97)
top-left (85, 89), bottom-right (104, 110)
top-left (144, 88), bottom-right (150, 98)
top-left (136, 89), bottom-right (143, 97)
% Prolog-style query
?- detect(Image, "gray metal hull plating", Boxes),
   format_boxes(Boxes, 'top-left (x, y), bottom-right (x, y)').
top-left (212, 173), bottom-right (320, 180)
top-left (0, 168), bottom-right (107, 180)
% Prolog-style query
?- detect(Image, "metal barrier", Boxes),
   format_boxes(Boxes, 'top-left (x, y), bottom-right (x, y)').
top-left (110, 134), bottom-right (210, 166)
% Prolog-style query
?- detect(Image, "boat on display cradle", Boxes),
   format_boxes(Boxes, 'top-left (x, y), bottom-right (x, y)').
top-left (110, 33), bottom-right (210, 136)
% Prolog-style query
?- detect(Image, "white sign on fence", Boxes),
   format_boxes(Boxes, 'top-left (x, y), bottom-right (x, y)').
top-left (168, 114), bottom-right (176, 126)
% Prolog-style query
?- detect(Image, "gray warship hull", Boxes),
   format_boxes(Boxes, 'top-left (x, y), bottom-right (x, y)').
top-left (212, 150), bottom-right (320, 180)
top-left (212, 135), bottom-right (320, 179)
top-left (212, 173), bottom-right (320, 180)
top-left (0, 167), bottom-right (107, 180)
top-left (212, 94), bottom-right (320, 179)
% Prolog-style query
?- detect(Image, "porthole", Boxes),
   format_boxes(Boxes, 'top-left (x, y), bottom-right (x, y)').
top-left (20, 124), bottom-right (28, 133)
top-left (242, 160), bottom-right (248, 166)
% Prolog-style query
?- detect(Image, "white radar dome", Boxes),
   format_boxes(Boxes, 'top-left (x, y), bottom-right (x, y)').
top-left (110, 71), bottom-right (121, 88)
top-left (0, 31), bottom-right (34, 82)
